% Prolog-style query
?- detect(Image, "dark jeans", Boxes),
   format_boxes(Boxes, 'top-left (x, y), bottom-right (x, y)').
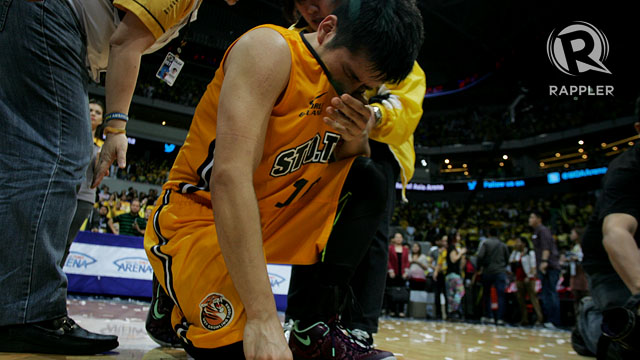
top-left (62, 200), bottom-right (95, 266)
top-left (0, 0), bottom-right (90, 326)
top-left (434, 273), bottom-right (447, 319)
top-left (482, 272), bottom-right (507, 321)
top-left (539, 269), bottom-right (561, 325)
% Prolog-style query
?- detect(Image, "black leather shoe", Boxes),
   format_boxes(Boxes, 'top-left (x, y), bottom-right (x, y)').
top-left (0, 316), bottom-right (118, 355)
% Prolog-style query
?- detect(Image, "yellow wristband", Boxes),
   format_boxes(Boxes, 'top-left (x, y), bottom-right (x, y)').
top-left (103, 126), bottom-right (126, 136)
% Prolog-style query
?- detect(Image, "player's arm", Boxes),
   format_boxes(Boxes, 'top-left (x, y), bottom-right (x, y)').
top-left (211, 28), bottom-right (293, 360)
top-left (368, 62), bottom-right (426, 146)
top-left (602, 213), bottom-right (640, 294)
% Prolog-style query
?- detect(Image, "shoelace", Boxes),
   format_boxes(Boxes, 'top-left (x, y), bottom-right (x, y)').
top-left (283, 319), bottom-right (294, 333)
top-left (283, 319), bottom-right (294, 342)
top-left (328, 318), bottom-right (372, 352)
top-left (349, 328), bottom-right (371, 344)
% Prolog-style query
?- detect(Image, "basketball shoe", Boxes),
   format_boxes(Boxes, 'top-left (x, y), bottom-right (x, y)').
top-left (145, 276), bottom-right (183, 348)
top-left (289, 316), bottom-right (395, 360)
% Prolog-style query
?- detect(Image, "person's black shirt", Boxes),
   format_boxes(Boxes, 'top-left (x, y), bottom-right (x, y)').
top-left (446, 245), bottom-right (462, 275)
top-left (582, 144), bottom-right (640, 274)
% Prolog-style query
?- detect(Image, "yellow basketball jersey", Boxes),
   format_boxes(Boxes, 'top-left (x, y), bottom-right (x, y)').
top-left (164, 25), bottom-right (354, 263)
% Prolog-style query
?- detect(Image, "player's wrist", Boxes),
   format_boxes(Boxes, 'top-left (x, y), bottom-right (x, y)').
top-left (103, 126), bottom-right (127, 136)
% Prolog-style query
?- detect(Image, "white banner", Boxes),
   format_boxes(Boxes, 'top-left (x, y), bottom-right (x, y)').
top-left (63, 243), bottom-right (153, 281)
top-left (64, 242), bottom-right (291, 295)
top-left (267, 264), bottom-right (292, 296)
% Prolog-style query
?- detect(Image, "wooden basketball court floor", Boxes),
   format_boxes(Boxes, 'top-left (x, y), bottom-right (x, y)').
top-left (0, 296), bottom-right (588, 360)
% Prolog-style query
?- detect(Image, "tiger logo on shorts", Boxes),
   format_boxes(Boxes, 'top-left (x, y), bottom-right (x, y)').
top-left (199, 293), bottom-right (234, 331)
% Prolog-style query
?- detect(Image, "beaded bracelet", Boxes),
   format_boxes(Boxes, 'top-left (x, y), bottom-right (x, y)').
top-left (104, 112), bottom-right (129, 122)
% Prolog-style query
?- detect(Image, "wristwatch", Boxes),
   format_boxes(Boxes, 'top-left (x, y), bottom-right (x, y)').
top-left (372, 105), bottom-right (382, 125)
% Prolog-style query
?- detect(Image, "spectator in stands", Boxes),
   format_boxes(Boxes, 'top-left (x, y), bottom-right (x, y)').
top-left (477, 228), bottom-right (509, 325)
top-left (445, 230), bottom-right (466, 320)
top-left (133, 206), bottom-right (153, 236)
top-left (529, 211), bottom-right (561, 328)
top-left (510, 236), bottom-right (544, 326)
top-left (108, 193), bottom-right (127, 218)
top-left (567, 226), bottom-right (588, 316)
top-left (109, 198), bottom-right (143, 236)
top-left (119, 192), bottom-right (131, 213)
top-left (408, 242), bottom-right (430, 290)
top-left (98, 185), bottom-right (111, 203)
top-left (96, 204), bottom-right (116, 234)
top-left (387, 233), bottom-right (411, 317)
top-left (432, 234), bottom-right (449, 320)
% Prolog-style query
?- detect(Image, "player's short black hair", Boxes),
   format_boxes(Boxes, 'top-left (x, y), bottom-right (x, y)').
top-left (328, 0), bottom-right (424, 84)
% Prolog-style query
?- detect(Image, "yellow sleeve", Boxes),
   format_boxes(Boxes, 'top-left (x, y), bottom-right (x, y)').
top-left (114, 0), bottom-right (197, 39)
top-left (437, 250), bottom-right (447, 266)
top-left (368, 62), bottom-right (426, 147)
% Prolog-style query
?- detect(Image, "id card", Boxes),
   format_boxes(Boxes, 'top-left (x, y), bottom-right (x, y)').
top-left (156, 52), bottom-right (184, 87)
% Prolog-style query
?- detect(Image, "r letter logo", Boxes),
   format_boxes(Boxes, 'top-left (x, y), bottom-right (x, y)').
top-left (547, 21), bottom-right (610, 76)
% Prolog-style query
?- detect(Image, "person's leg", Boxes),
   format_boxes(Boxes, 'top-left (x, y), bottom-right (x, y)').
top-left (539, 271), bottom-right (551, 323)
top-left (0, 0), bottom-right (91, 326)
top-left (444, 274), bottom-right (452, 315)
top-left (446, 273), bottom-right (464, 318)
top-left (343, 143), bottom-right (398, 335)
top-left (286, 157), bottom-right (387, 325)
top-left (495, 272), bottom-right (507, 322)
top-left (286, 158), bottom-right (398, 358)
top-left (62, 200), bottom-right (94, 267)
top-left (144, 192), bottom-right (246, 353)
top-left (482, 274), bottom-right (495, 320)
top-left (526, 280), bottom-right (544, 324)
top-left (440, 274), bottom-right (449, 318)
top-left (434, 276), bottom-right (443, 319)
top-left (515, 281), bottom-right (529, 324)
top-left (454, 274), bottom-right (465, 315)
top-left (545, 269), bottom-right (561, 325)
top-left (0, 2), bottom-right (117, 354)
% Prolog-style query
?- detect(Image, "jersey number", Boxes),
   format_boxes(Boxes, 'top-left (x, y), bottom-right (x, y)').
top-left (275, 177), bottom-right (322, 208)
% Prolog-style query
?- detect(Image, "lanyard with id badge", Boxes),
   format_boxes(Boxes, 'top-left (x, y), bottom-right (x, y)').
top-left (155, 12), bottom-right (195, 87)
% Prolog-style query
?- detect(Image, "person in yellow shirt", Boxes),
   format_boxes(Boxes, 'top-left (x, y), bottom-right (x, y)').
top-left (143, 0), bottom-right (424, 358)
top-left (283, 0), bottom-right (426, 345)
